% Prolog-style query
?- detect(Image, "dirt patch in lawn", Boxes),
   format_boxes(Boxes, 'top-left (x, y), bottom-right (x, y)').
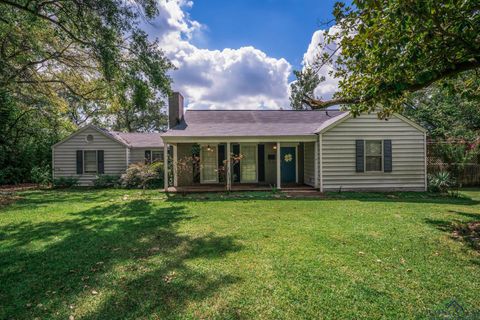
top-left (452, 221), bottom-right (480, 251)
top-left (0, 193), bottom-right (22, 208)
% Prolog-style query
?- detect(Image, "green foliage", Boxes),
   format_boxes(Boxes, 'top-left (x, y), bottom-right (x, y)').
top-left (0, 0), bottom-right (174, 184)
top-left (404, 71), bottom-right (480, 141)
top-left (290, 68), bottom-right (322, 110)
top-left (292, 0), bottom-right (480, 114)
top-left (30, 165), bottom-right (52, 186)
top-left (93, 175), bottom-right (120, 188)
top-left (53, 177), bottom-right (79, 188)
top-left (428, 171), bottom-right (455, 193)
top-left (120, 162), bottom-right (164, 189)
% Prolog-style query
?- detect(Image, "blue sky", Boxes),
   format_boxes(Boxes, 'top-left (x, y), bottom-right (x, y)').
top-left (187, 0), bottom-right (339, 71)
top-left (146, 0), bottom-right (341, 109)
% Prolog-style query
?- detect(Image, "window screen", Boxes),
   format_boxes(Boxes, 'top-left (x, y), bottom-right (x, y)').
top-left (201, 145), bottom-right (217, 182)
top-left (84, 150), bottom-right (97, 173)
top-left (365, 140), bottom-right (382, 172)
top-left (241, 145), bottom-right (257, 182)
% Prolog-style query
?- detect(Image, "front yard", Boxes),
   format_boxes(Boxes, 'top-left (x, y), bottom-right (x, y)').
top-left (0, 189), bottom-right (479, 319)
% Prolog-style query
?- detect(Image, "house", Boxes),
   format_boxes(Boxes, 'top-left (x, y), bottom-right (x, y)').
top-left (161, 92), bottom-right (427, 192)
top-left (52, 125), bottom-right (164, 186)
top-left (52, 92), bottom-right (427, 191)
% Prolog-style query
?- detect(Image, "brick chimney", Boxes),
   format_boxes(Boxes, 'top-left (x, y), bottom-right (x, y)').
top-left (168, 92), bottom-right (184, 129)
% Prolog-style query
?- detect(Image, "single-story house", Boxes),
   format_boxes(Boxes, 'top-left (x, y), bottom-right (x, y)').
top-left (52, 125), bottom-right (164, 186)
top-left (52, 92), bottom-right (427, 191)
top-left (162, 93), bottom-right (427, 192)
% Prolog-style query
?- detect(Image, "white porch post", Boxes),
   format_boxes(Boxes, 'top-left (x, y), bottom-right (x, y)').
top-left (276, 142), bottom-right (281, 189)
top-left (173, 144), bottom-right (178, 187)
top-left (226, 142), bottom-right (231, 191)
top-left (163, 143), bottom-right (169, 191)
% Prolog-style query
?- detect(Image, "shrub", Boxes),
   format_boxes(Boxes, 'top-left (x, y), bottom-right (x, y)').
top-left (120, 162), bottom-right (164, 189)
top-left (53, 177), bottom-right (79, 188)
top-left (94, 175), bottom-right (120, 188)
top-left (30, 165), bottom-right (52, 186)
top-left (428, 171), bottom-right (455, 193)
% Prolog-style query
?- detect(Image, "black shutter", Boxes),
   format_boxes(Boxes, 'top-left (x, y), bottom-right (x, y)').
top-left (97, 150), bottom-right (104, 174)
top-left (383, 140), bottom-right (392, 172)
top-left (232, 144), bottom-right (240, 183)
top-left (145, 150), bottom-right (151, 164)
top-left (258, 144), bottom-right (265, 182)
top-left (355, 140), bottom-right (364, 173)
top-left (76, 150), bottom-right (83, 174)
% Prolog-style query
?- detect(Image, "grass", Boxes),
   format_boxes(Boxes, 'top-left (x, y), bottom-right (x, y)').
top-left (0, 189), bottom-right (479, 319)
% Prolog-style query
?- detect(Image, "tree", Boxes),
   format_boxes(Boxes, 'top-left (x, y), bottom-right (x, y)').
top-left (0, 0), bottom-right (174, 184)
top-left (291, 0), bottom-right (480, 116)
top-left (0, 0), bottom-right (173, 131)
top-left (404, 71), bottom-right (480, 140)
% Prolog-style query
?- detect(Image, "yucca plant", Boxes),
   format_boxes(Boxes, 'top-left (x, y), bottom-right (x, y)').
top-left (428, 171), bottom-right (455, 193)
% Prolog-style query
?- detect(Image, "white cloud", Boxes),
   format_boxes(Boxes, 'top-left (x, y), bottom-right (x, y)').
top-left (151, 0), bottom-right (291, 110)
top-left (301, 25), bottom-right (342, 100)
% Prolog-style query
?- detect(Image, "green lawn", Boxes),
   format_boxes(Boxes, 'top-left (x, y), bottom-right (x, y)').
top-left (0, 189), bottom-right (479, 319)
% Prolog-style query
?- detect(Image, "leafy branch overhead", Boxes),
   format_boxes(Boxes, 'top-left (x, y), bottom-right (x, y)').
top-left (0, 0), bottom-right (174, 132)
top-left (291, 0), bottom-right (480, 115)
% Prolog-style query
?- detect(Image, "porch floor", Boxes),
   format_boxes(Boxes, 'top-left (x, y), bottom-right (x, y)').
top-left (167, 183), bottom-right (317, 193)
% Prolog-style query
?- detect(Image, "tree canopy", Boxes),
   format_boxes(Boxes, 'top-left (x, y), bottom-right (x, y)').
top-left (291, 0), bottom-right (480, 116)
top-left (0, 0), bottom-right (174, 184)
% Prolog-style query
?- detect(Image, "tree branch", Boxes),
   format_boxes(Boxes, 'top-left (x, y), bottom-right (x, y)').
top-left (305, 57), bottom-right (480, 109)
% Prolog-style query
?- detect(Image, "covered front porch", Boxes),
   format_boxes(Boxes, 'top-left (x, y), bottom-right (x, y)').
top-left (162, 138), bottom-right (320, 192)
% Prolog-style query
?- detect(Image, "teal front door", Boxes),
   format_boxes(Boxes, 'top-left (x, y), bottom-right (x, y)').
top-left (280, 147), bottom-right (296, 183)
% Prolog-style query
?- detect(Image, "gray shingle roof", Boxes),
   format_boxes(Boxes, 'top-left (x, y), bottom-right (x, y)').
top-left (163, 110), bottom-right (346, 137)
top-left (109, 132), bottom-right (164, 148)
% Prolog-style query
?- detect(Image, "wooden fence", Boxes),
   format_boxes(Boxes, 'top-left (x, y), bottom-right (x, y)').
top-left (427, 141), bottom-right (480, 186)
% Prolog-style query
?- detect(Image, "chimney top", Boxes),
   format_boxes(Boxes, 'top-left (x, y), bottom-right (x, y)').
top-left (168, 92), bottom-right (184, 129)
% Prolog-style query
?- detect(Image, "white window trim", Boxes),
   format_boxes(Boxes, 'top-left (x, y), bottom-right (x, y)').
top-left (83, 150), bottom-right (98, 174)
top-left (200, 144), bottom-right (219, 184)
top-left (364, 140), bottom-right (384, 173)
top-left (240, 143), bottom-right (258, 183)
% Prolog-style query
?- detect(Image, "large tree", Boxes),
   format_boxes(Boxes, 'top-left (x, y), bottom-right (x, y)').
top-left (291, 0), bottom-right (480, 116)
top-left (0, 0), bottom-right (174, 184)
top-left (0, 0), bottom-right (173, 131)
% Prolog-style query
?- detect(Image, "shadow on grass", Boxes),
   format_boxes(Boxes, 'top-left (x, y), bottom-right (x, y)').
top-left (425, 210), bottom-right (480, 253)
top-left (164, 190), bottom-right (480, 206)
top-left (0, 199), bottom-right (242, 319)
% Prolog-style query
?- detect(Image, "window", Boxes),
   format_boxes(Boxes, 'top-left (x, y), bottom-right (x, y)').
top-left (201, 145), bottom-right (217, 183)
top-left (240, 144), bottom-right (257, 182)
top-left (365, 140), bottom-right (382, 172)
top-left (145, 150), bottom-right (163, 163)
top-left (152, 151), bottom-right (162, 163)
top-left (84, 150), bottom-right (97, 173)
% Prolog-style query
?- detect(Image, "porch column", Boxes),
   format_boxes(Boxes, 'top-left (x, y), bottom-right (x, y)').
top-left (163, 143), bottom-right (168, 191)
top-left (226, 142), bottom-right (231, 191)
top-left (276, 142), bottom-right (281, 189)
top-left (173, 144), bottom-right (178, 187)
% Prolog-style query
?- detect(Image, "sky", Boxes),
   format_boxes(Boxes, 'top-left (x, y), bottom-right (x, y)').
top-left (143, 0), bottom-right (341, 110)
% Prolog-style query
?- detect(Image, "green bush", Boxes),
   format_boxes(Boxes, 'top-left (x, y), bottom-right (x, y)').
top-left (428, 171), bottom-right (455, 193)
top-left (93, 175), bottom-right (120, 188)
top-left (120, 162), bottom-right (164, 189)
top-left (53, 177), bottom-right (79, 188)
top-left (30, 165), bottom-right (52, 186)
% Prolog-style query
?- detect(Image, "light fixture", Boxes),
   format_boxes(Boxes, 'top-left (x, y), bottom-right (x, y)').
top-left (273, 145), bottom-right (277, 150)
top-left (206, 145), bottom-right (212, 152)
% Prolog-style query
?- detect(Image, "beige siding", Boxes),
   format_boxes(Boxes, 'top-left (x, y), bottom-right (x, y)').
top-left (53, 127), bottom-right (127, 186)
top-left (321, 114), bottom-right (426, 191)
top-left (304, 142), bottom-right (315, 187)
top-left (129, 148), bottom-right (164, 165)
top-left (264, 142), bottom-right (277, 185)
